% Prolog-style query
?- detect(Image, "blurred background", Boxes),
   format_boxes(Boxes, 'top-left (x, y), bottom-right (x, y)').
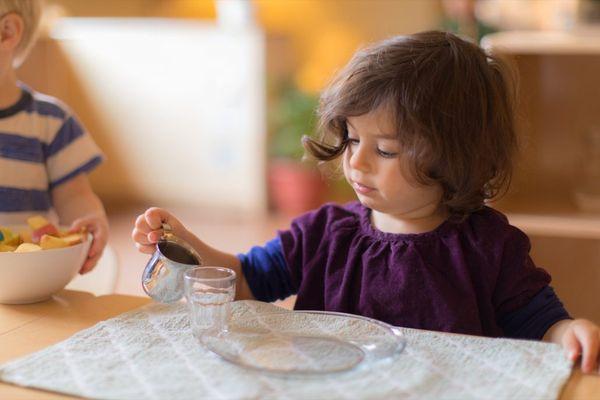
top-left (17, 0), bottom-right (600, 322)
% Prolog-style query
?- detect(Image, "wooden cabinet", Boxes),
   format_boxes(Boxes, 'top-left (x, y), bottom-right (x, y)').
top-left (483, 31), bottom-right (600, 323)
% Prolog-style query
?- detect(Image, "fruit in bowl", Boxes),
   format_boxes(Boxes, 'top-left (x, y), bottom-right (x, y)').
top-left (0, 216), bottom-right (91, 304)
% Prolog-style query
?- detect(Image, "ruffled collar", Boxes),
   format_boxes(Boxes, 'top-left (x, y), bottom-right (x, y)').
top-left (354, 202), bottom-right (456, 242)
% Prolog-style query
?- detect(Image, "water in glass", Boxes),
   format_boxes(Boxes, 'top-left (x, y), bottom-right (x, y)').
top-left (184, 267), bottom-right (236, 340)
top-left (188, 286), bottom-right (235, 338)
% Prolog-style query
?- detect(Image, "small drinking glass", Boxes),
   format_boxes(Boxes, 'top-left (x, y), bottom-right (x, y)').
top-left (184, 266), bottom-right (236, 340)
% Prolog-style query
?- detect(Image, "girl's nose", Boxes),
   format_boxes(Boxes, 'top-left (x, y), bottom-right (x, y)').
top-left (349, 144), bottom-right (370, 172)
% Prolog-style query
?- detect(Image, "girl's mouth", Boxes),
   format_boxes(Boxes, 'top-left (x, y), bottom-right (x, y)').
top-left (353, 181), bottom-right (375, 194)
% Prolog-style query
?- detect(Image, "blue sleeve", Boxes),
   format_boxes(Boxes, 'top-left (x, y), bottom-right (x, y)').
top-left (237, 237), bottom-right (296, 302)
top-left (499, 286), bottom-right (571, 340)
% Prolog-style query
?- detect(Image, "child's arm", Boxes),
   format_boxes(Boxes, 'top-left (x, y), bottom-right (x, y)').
top-left (543, 318), bottom-right (600, 374)
top-left (51, 174), bottom-right (109, 274)
top-left (132, 207), bottom-right (255, 301)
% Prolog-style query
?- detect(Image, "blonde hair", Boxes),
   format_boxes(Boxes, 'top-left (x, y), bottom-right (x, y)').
top-left (0, 0), bottom-right (42, 67)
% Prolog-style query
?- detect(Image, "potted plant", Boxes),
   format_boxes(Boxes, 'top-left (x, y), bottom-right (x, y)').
top-left (268, 82), bottom-right (326, 215)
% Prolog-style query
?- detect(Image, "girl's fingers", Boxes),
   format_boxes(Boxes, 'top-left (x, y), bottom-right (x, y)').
top-left (133, 208), bottom-right (180, 254)
top-left (132, 229), bottom-right (162, 253)
top-left (147, 230), bottom-right (162, 243)
top-left (135, 242), bottom-right (156, 254)
top-left (579, 329), bottom-right (599, 373)
top-left (134, 214), bottom-right (151, 234)
top-left (562, 328), bottom-right (581, 361)
top-left (132, 229), bottom-right (153, 245)
top-left (144, 207), bottom-right (169, 230)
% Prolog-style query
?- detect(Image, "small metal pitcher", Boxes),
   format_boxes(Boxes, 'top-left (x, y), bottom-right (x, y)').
top-left (142, 223), bottom-right (202, 303)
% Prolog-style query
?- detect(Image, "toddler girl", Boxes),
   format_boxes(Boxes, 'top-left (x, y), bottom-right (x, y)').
top-left (133, 31), bottom-right (599, 373)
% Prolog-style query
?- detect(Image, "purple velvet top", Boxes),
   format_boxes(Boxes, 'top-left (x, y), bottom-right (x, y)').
top-left (278, 202), bottom-right (551, 337)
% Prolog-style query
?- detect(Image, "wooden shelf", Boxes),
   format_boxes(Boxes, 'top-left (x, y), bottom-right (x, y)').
top-left (493, 195), bottom-right (600, 239)
top-left (481, 29), bottom-right (600, 54)
top-left (478, 36), bottom-right (600, 325)
top-left (505, 212), bottom-right (600, 239)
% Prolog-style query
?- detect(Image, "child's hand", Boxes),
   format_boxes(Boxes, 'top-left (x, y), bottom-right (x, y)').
top-left (549, 319), bottom-right (600, 374)
top-left (69, 214), bottom-right (109, 274)
top-left (131, 207), bottom-right (188, 254)
top-left (562, 319), bottom-right (600, 374)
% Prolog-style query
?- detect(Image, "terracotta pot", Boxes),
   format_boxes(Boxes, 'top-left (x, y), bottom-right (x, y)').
top-left (268, 159), bottom-right (327, 216)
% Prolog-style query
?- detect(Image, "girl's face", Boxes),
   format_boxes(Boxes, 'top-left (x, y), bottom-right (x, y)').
top-left (343, 108), bottom-right (443, 219)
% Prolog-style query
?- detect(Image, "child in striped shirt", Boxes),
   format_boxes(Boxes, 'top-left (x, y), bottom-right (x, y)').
top-left (0, 0), bottom-right (107, 273)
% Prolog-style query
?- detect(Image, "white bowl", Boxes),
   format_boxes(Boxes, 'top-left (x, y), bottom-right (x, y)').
top-left (0, 226), bottom-right (91, 304)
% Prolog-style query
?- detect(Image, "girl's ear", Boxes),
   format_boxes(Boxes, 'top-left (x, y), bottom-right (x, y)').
top-left (0, 13), bottom-right (24, 51)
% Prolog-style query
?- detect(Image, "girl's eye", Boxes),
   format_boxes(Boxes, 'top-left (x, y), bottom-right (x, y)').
top-left (377, 149), bottom-right (398, 158)
top-left (347, 138), bottom-right (359, 146)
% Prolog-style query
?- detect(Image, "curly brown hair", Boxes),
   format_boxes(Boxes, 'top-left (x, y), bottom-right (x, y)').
top-left (303, 31), bottom-right (518, 219)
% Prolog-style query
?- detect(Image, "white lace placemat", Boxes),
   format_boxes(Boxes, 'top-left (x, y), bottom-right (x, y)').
top-left (0, 300), bottom-right (572, 400)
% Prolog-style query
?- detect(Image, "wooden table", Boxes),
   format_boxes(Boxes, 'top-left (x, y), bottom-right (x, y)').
top-left (1, 290), bottom-right (598, 399)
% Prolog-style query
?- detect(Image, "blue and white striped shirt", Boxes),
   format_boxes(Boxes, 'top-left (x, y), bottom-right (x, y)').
top-left (0, 84), bottom-right (104, 224)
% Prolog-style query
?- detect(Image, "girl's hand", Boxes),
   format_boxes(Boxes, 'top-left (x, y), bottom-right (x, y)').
top-left (131, 207), bottom-right (187, 254)
top-left (69, 214), bottom-right (109, 274)
top-left (559, 319), bottom-right (600, 374)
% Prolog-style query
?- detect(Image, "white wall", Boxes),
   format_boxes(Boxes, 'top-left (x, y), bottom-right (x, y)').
top-left (51, 18), bottom-right (267, 213)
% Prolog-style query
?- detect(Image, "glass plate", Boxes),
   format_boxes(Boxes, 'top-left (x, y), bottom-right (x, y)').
top-left (200, 310), bottom-right (406, 376)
